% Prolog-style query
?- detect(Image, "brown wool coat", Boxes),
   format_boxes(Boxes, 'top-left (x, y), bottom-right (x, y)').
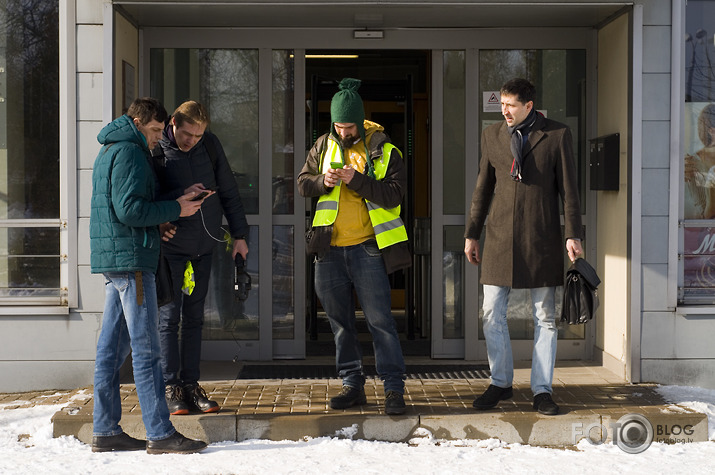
top-left (465, 114), bottom-right (582, 288)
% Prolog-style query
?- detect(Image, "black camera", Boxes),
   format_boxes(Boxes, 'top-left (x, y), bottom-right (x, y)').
top-left (234, 254), bottom-right (252, 301)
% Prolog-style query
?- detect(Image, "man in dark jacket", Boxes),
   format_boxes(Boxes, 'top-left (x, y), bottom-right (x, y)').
top-left (155, 100), bottom-right (249, 415)
top-left (90, 97), bottom-right (207, 454)
top-left (464, 78), bottom-right (583, 416)
top-left (297, 78), bottom-right (410, 415)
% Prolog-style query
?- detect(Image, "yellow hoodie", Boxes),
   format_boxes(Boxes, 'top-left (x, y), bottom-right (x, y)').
top-left (330, 120), bottom-right (383, 247)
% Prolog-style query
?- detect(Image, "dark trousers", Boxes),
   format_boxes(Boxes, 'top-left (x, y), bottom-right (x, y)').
top-left (158, 252), bottom-right (213, 386)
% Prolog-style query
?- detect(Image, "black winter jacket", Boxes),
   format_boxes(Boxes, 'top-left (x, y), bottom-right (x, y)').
top-left (155, 125), bottom-right (249, 258)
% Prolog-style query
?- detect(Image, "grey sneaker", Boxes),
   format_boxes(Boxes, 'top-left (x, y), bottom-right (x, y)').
top-left (384, 391), bottom-right (406, 415)
top-left (330, 385), bottom-right (367, 409)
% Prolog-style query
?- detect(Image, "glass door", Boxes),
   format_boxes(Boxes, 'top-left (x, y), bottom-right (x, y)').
top-left (477, 49), bottom-right (590, 360)
top-left (430, 47), bottom-right (594, 360)
top-left (148, 47), bottom-right (305, 360)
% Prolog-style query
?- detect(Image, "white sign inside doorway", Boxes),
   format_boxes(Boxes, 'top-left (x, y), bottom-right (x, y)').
top-left (483, 91), bottom-right (501, 112)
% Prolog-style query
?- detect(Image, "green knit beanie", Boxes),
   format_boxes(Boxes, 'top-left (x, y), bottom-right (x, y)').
top-left (330, 78), bottom-right (365, 140)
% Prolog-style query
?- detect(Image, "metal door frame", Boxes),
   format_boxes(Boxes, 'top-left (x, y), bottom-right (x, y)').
top-left (139, 26), bottom-right (597, 362)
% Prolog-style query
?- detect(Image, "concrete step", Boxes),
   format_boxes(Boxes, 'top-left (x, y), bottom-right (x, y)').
top-left (51, 378), bottom-right (709, 449)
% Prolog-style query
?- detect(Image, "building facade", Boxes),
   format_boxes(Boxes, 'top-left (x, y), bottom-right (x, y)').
top-left (0, 0), bottom-right (713, 392)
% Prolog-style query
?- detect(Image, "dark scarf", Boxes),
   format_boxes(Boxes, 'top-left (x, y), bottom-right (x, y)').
top-left (508, 108), bottom-right (537, 182)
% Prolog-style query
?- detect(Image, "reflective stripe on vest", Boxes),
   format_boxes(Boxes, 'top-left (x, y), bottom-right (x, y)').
top-left (312, 138), bottom-right (408, 250)
top-left (312, 140), bottom-right (343, 226)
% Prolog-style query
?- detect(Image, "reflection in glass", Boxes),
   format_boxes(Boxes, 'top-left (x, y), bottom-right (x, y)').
top-left (0, 1), bottom-right (60, 302)
top-left (0, 1), bottom-right (59, 220)
top-left (443, 51), bottom-right (465, 215)
top-left (272, 50), bottom-right (294, 214)
top-left (273, 225), bottom-right (294, 339)
top-left (203, 226), bottom-right (259, 340)
top-left (0, 227), bottom-right (60, 297)
top-left (150, 48), bottom-right (259, 214)
top-left (443, 226), bottom-right (464, 339)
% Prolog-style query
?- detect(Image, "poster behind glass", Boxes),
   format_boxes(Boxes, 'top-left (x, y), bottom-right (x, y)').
top-left (683, 0), bottom-right (715, 303)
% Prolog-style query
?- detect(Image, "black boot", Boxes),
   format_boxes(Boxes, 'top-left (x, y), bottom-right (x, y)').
top-left (165, 384), bottom-right (190, 415)
top-left (472, 384), bottom-right (513, 410)
top-left (533, 392), bottom-right (559, 415)
top-left (184, 383), bottom-right (220, 413)
top-left (146, 431), bottom-right (207, 455)
top-left (330, 385), bottom-right (367, 410)
top-left (92, 432), bottom-right (145, 453)
top-left (384, 391), bottom-right (406, 415)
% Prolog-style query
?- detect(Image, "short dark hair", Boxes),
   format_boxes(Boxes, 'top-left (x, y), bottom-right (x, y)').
top-left (126, 97), bottom-right (168, 125)
top-left (500, 78), bottom-right (536, 105)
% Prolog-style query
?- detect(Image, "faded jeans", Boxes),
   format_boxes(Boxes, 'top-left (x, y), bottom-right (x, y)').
top-left (482, 285), bottom-right (558, 396)
top-left (93, 271), bottom-right (175, 440)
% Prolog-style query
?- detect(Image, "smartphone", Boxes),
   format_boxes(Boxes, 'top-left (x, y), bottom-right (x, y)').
top-left (330, 161), bottom-right (343, 169)
top-left (190, 191), bottom-right (210, 201)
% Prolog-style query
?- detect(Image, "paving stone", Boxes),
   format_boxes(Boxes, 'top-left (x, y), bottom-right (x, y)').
top-left (2, 363), bottom-right (710, 447)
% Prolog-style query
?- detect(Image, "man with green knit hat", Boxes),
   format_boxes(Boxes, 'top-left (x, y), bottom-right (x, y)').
top-left (298, 78), bottom-right (411, 415)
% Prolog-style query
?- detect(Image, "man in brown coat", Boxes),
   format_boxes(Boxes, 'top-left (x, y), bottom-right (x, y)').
top-left (464, 78), bottom-right (583, 415)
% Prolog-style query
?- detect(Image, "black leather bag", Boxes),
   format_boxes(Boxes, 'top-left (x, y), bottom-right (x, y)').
top-left (155, 251), bottom-right (174, 307)
top-left (305, 225), bottom-right (332, 258)
top-left (561, 258), bottom-right (601, 324)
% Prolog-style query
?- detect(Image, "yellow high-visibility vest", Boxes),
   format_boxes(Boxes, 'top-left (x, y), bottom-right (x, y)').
top-left (312, 138), bottom-right (408, 249)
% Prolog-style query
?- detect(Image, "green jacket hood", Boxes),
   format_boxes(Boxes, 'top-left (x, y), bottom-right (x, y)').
top-left (97, 114), bottom-right (148, 149)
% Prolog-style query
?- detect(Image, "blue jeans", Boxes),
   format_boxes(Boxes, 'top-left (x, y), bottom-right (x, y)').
top-left (314, 241), bottom-right (405, 394)
top-left (482, 285), bottom-right (558, 396)
top-left (158, 253), bottom-right (213, 386)
top-left (93, 272), bottom-right (175, 441)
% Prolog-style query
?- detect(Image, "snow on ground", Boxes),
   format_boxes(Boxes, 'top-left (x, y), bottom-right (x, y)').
top-left (1, 385), bottom-right (714, 475)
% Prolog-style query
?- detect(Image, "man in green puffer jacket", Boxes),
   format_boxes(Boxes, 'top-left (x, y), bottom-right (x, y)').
top-left (89, 97), bottom-right (207, 454)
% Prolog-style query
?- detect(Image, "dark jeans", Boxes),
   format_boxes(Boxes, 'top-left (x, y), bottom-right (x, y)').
top-left (314, 240), bottom-right (406, 394)
top-left (158, 252), bottom-right (213, 386)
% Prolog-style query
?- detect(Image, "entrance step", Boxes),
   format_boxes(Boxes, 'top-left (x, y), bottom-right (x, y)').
top-left (51, 366), bottom-right (709, 448)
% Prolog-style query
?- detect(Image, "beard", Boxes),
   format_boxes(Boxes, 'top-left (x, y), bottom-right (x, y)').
top-left (339, 134), bottom-right (358, 149)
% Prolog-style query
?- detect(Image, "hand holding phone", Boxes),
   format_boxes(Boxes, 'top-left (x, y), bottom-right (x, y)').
top-left (190, 191), bottom-right (210, 201)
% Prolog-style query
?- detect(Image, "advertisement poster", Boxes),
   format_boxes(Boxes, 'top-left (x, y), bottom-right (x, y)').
top-left (683, 102), bottom-right (715, 220)
top-left (683, 226), bottom-right (715, 302)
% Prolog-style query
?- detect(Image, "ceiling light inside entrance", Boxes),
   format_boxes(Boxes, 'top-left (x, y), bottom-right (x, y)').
top-left (292, 54), bottom-right (359, 59)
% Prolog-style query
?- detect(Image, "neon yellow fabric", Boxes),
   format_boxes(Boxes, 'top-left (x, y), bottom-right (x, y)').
top-left (366, 143), bottom-right (408, 248)
top-left (312, 129), bottom-right (408, 250)
top-left (182, 260), bottom-right (195, 296)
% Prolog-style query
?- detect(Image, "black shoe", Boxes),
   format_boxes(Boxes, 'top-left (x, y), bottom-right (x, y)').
top-left (384, 391), bottom-right (406, 415)
top-left (92, 432), bottom-right (145, 453)
top-left (472, 384), bottom-right (513, 410)
top-left (184, 383), bottom-right (220, 413)
top-left (330, 385), bottom-right (367, 410)
top-left (166, 384), bottom-right (190, 415)
top-left (146, 431), bottom-right (208, 455)
top-left (533, 392), bottom-right (559, 415)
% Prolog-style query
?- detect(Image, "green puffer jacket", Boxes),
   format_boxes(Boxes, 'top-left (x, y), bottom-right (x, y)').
top-left (90, 115), bottom-right (181, 273)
